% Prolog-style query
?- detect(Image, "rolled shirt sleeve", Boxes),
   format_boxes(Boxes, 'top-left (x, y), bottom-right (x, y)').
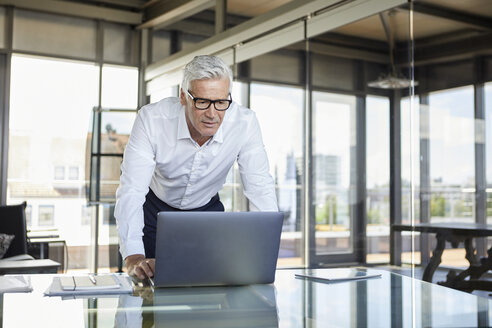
top-left (114, 111), bottom-right (156, 259)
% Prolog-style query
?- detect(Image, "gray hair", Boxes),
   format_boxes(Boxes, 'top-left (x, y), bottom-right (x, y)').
top-left (181, 55), bottom-right (233, 93)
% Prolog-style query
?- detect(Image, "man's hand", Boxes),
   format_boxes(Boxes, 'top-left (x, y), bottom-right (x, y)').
top-left (125, 254), bottom-right (155, 279)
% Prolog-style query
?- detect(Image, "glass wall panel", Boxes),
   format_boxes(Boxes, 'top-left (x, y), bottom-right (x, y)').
top-left (312, 91), bottom-right (356, 255)
top-left (150, 86), bottom-right (178, 104)
top-left (96, 113), bottom-right (135, 201)
top-left (487, 82), bottom-right (492, 223)
top-left (401, 96), bottom-right (420, 225)
top-left (219, 81), bottom-right (248, 212)
top-left (102, 65), bottom-right (138, 109)
top-left (366, 95), bottom-right (390, 263)
top-left (250, 83), bottom-right (304, 267)
top-left (7, 54), bottom-right (99, 271)
top-left (422, 86), bottom-right (475, 268)
top-left (103, 22), bottom-right (138, 65)
top-left (97, 65), bottom-right (138, 271)
top-left (401, 96), bottom-right (421, 264)
top-left (428, 86), bottom-right (475, 223)
top-left (13, 9), bottom-right (96, 60)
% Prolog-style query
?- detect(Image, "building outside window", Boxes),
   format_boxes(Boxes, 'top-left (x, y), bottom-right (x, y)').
top-left (312, 91), bottom-right (355, 255)
top-left (25, 204), bottom-right (32, 227)
top-left (54, 166), bottom-right (65, 180)
top-left (428, 86), bottom-right (475, 224)
top-left (68, 166), bottom-right (79, 180)
top-left (250, 83), bottom-right (304, 266)
top-left (38, 205), bottom-right (55, 226)
top-left (7, 54), bottom-right (99, 270)
top-left (366, 95), bottom-right (390, 263)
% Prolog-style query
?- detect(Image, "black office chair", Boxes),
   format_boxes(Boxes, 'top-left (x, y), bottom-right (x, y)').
top-left (0, 202), bottom-right (28, 258)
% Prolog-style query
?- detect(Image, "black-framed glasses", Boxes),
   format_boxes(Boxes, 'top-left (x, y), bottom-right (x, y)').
top-left (186, 90), bottom-right (232, 111)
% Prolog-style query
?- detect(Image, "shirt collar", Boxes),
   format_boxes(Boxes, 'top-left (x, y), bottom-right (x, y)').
top-left (177, 106), bottom-right (225, 144)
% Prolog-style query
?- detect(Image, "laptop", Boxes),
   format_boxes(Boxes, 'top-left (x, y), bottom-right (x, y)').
top-left (153, 211), bottom-right (284, 287)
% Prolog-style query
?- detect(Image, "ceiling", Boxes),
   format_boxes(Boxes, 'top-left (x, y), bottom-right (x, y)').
top-left (4, 0), bottom-right (492, 67)
top-left (11, 1), bottom-right (492, 39)
top-left (76, 0), bottom-right (293, 16)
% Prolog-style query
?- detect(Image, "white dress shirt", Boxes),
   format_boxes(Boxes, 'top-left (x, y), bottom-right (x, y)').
top-left (114, 97), bottom-right (278, 259)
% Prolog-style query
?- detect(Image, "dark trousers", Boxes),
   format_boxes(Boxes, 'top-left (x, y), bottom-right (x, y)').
top-left (142, 189), bottom-right (224, 258)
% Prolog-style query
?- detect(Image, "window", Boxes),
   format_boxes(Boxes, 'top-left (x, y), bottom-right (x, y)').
top-left (25, 205), bottom-right (32, 227)
top-left (366, 96), bottom-right (390, 263)
top-left (150, 86), bottom-right (177, 104)
top-left (38, 205), bottom-right (55, 226)
top-left (218, 81), bottom-right (248, 212)
top-left (68, 166), bottom-right (79, 180)
top-left (312, 92), bottom-right (356, 254)
top-left (485, 82), bottom-right (492, 222)
top-left (81, 205), bottom-right (92, 226)
top-left (101, 64), bottom-right (138, 110)
top-left (54, 166), bottom-right (65, 180)
top-left (429, 86), bottom-right (475, 223)
top-left (7, 54), bottom-right (99, 271)
top-left (401, 96), bottom-right (420, 226)
top-left (96, 65), bottom-right (139, 272)
top-left (250, 83), bottom-right (304, 267)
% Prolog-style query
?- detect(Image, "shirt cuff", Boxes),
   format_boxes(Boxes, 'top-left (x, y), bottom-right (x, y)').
top-left (120, 240), bottom-right (146, 260)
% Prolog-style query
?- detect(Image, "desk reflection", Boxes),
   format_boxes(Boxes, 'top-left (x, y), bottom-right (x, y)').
top-left (115, 284), bottom-right (278, 328)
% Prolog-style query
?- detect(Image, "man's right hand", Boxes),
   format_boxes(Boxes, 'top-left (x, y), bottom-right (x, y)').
top-left (125, 254), bottom-right (155, 279)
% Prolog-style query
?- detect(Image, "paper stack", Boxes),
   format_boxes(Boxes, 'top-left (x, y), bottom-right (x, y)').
top-left (0, 275), bottom-right (33, 293)
top-left (45, 274), bottom-right (133, 296)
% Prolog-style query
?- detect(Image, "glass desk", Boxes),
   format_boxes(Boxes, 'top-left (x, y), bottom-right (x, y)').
top-left (2, 268), bottom-right (491, 327)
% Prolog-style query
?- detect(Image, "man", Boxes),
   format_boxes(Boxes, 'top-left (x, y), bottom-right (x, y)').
top-left (115, 55), bottom-right (278, 279)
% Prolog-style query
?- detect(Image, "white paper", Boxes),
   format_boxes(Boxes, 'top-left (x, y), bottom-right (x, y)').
top-left (0, 275), bottom-right (33, 293)
top-left (295, 269), bottom-right (382, 283)
top-left (45, 274), bottom-right (133, 297)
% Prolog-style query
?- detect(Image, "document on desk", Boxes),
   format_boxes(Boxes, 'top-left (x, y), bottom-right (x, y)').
top-left (295, 268), bottom-right (381, 284)
top-left (45, 274), bottom-right (133, 296)
top-left (59, 275), bottom-right (121, 291)
top-left (0, 275), bottom-right (32, 293)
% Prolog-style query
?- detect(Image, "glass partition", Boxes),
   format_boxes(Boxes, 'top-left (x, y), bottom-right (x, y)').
top-left (250, 82), bottom-right (304, 267)
top-left (218, 81), bottom-right (249, 213)
top-left (95, 65), bottom-right (138, 272)
top-left (428, 86), bottom-right (475, 225)
top-left (487, 82), bottom-right (492, 224)
top-left (7, 54), bottom-right (99, 271)
top-left (9, 0), bottom-right (488, 275)
top-left (143, 1), bottom-right (415, 268)
top-left (312, 92), bottom-right (356, 256)
top-left (366, 96), bottom-right (390, 263)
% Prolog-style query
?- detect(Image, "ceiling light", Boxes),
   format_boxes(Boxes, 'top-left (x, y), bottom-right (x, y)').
top-left (368, 74), bottom-right (418, 89)
top-left (367, 11), bottom-right (418, 90)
